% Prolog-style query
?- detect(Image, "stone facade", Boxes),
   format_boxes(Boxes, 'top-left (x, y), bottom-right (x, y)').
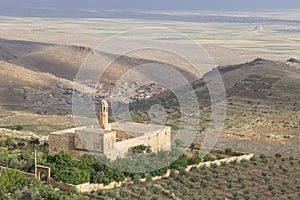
top-left (49, 100), bottom-right (171, 160)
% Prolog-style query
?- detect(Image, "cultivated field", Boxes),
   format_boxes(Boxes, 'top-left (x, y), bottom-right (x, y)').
top-left (95, 154), bottom-right (300, 200)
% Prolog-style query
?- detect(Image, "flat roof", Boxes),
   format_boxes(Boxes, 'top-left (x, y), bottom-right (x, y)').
top-left (50, 127), bottom-right (77, 136)
top-left (50, 123), bottom-right (169, 137)
top-left (111, 122), bottom-right (168, 137)
top-left (50, 126), bottom-right (113, 136)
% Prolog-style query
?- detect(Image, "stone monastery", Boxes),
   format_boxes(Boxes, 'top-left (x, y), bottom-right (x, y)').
top-left (49, 100), bottom-right (171, 160)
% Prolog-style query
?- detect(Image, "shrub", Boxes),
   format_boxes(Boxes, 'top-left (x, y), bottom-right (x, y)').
top-left (151, 195), bottom-right (159, 200)
top-left (179, 168), bottom-right (187, 176)
top-left (17, 141), bottom-right (25, 147)
top-left (169, 169), bottom-right (176, 178)
top-left (275, 153), bottom-right (282, 158)
top-left (203, 154), bottom-right (215, 162)
top-left (152, 185), bottom-right (161, 195)
top-left (242, 162), bottom-right (249, 168)
top-left (282, 180), bottom-right (289, 187)
top-left (259, 154), bottom-right (266, 160)
top-left (13, 185), bottom-right (41, 200)
top-left (282, 168), bottom-right (288, 173)
top-left (230, 159), bottom-right (238, 165)
top-left (0, 169), bottom-right (26, 193)
top-left (233, 151), bottom-right (244, 156)
top-left (140, 188), bottom-right (147, 196)
top-left (180, 177), bottom-right (187, 184)
top-left (54, 167), bottom-right (90, 185)
top-left (250, 156), bottom-right (257, 162)
top-left (243, 189), bottom-right (250, 195)
top-left (216, 154), bottom-right (224, 160)
top-left (268, 184), bottom-right (275, 191)
top-left (96, 189), bottom-right (104, 196)
top-left (132, 145), bottom-right (151, 154)
top-left (268, 165), bottom-right (274, 169)
top-left (190, 174), bottom-right (200, 183)
top-left (146, 174), bottom-right (153, 182)
top-left (264, 176), bottom-right (271, 182)
top-left (190, 143), bottom-right (196, 151)
top-left (232, 191), bottom-right (238, 199)
top-left (255, 193), bottom-right (262, 199)
top-left (211, 163), bottom-right (218, 168)
top-left (242, 183), bottom-right (247, 189)
top-left (224, 148), bottom-right (232, 154)
top-left (261, 171), bottom-right (268, 177)
top-left (238, 176), bottom-right (245, 183)
top-left (120, 190), bottom-right (130, 198)
top-left (28, 138), bottom-right (40, 145)
top-left (182, 188), bottom-right (188, 196)
top-left (133, 174), bottom-right (141, 184)
top-left (172, 182), bottom-right (180, 190)
top-left (4, 138), bottom-right (15, 147)
top-left (204, 175), bottom-right (212, 181)
top-left (200, 180), bottom-right (209, 188)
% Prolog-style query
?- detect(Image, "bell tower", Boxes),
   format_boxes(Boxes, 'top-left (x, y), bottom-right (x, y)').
top-left (100, 99), bottom-right (111, 131)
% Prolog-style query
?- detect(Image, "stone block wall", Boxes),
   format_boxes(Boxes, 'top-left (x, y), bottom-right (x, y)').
top-left (49, 133), bottom-right (74, 154)
top-left (110, 126), bottom-right (171, 159)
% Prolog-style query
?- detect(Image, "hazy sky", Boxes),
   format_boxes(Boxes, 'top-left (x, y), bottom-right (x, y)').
top-left (1, 0), bottom-right (300, 11)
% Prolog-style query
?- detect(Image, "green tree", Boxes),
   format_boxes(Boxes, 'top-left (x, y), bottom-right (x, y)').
top-left (0, 169), bottom-right (25, 193)
top-left (133, 174), bottom-right (141, 184)
top-left (91, 171), bottom-right (109, 185)
top-left (146, 174), bottom-right (153, 182)
top-left (132, 145), bottom-right (150, 154)
top-left (233, 191), bottom-right (238, 199)
top-left (54, 167), bottom-right (90, 185)
top-left (28, 138), bottom-right (40, 145)
top-left (224, 148), bottom-right (232, 154)
top-left (13, 185), bottom-right (41, 200)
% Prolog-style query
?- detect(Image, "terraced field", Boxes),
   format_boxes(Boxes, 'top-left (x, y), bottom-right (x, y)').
top-left (94, 154), bottom-right (300, 200)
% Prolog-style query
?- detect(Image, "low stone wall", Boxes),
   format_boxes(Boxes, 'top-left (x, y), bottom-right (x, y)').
top-left (74, 153), bottom-right (254, 193)
top-left (185, 153), bottom-right (254, 171)
top-left (0, 165), bottom-right (76, 191)
top-left (48, 179), bottom-right (76, 191)
top-left (0, 166), bottom-right (35, 178)
top-left (1, 154), bottom-right (254, 193)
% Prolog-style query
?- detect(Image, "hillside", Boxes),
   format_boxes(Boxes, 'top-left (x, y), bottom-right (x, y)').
top-left (0, 60), bottom-right (74, 114)
top-left (0, 38), bottom-right (90, 81)
top-left (0, 38), bottom-right (200, 89)
top-left (131, 59), bottom-right (300, 144)
top-left (0, 39), bottom-right (299, 144)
